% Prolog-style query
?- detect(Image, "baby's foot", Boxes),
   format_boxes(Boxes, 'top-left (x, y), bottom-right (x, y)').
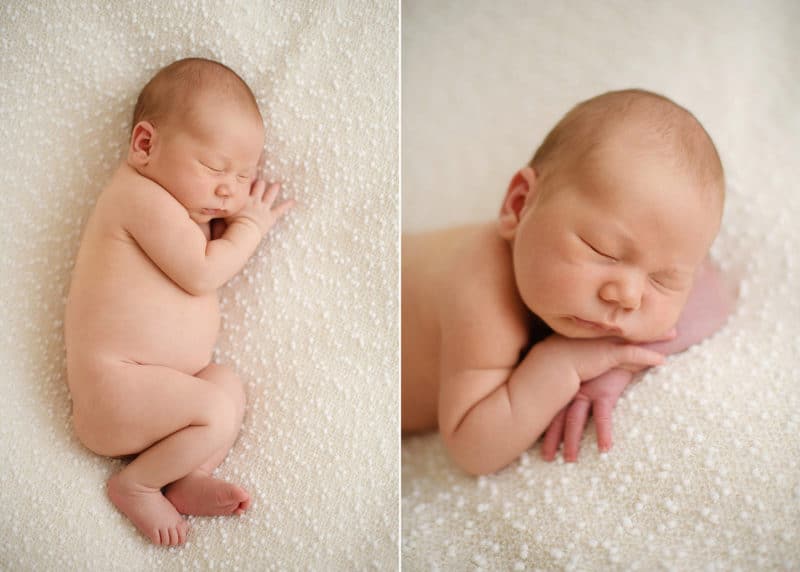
top-left (107, 472), bottom-right (188, 546)
top-left (165, 471), bottom-right (251, 516)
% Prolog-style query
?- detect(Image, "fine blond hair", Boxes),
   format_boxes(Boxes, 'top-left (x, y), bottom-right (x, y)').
top-left (131, 57), bottom-right (261, 132)
top-left (530, 89), bottom-right (724, 203)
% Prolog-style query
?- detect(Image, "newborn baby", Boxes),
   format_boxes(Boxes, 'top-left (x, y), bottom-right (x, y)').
top-left (402, 89), bottom-right (734, 475)
top-left (65, 58), bottom-right (293, 545)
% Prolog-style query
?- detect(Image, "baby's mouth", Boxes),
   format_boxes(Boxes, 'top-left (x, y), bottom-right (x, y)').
top-left (571, 316), bottom-right (622, 335)
top-left (201, 208), bottom-right (227, 216)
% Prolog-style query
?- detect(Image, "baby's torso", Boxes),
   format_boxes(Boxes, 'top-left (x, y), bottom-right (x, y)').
top-left (402, 223), bottom-right (540, 432)
top-left (65, 166), bottom-right (220, 381)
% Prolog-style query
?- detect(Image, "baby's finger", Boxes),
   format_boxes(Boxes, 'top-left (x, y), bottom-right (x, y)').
top-left (250, 178), bottom-right (267, 198)
top-left (593, 399), bottom-right (615, 453)
top-left (541, 407), bottom-right (567, 461)
top-left (270, 198), bottom-right (296, 220)
top-left (562, 396), bottom-right (591, 462)
top-left (614, 345), bottom-right (664, 369)
top-left (260, 182), bottom-right (282, 205)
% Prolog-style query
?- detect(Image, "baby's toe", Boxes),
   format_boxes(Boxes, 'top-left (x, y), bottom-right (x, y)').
top-left (178, 521), bottom-right (189, 544)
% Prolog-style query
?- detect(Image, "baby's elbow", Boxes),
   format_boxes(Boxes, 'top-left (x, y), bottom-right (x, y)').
top-left (441, 430), bottom-right (501, 477)
top-left (180, 273), bottom-right (217, 297)
top-left (458, 459), bottom-right (497, 477)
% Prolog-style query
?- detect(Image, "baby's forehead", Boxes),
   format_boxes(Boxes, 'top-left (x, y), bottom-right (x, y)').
top-left (177, 101), bottom-right (265, 160)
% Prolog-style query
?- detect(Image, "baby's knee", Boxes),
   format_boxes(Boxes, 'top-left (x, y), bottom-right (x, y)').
top-left (199, 363), bottom-right (246, 422)
top-left (217, 366), bottom-right (246, 417)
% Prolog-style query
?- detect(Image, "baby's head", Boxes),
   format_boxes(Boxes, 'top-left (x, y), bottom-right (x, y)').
top-left (499, 89), bottom-right (724, 342)
top-left (127, 57), bottom-right (265, 223)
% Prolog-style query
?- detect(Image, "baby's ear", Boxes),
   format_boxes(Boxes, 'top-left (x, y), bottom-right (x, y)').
top-left (498, 166), bottom-right (537, 240)
top-left (128, 121), bottom-right (156, 167)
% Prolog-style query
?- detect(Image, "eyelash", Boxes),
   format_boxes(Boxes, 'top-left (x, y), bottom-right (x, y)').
top-left (581, 237), bottom-right (617, 261)
top-left (580, 236), bottom-right (684, 291)
top-left (203, 163), bottom-right (251, 181)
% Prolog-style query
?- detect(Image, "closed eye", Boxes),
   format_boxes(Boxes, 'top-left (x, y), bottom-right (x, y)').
top-left (649, 274), bottom-right (686, 291)
top-left (200, 161), bottom-right (224, 173)
top-left (580, 237), bottom-right (616, 261)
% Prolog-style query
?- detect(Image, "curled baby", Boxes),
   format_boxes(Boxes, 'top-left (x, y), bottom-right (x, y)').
top-left (64, 58), bottom-right (294, 545)
top-left (402, 89), bottom-right (735, 476)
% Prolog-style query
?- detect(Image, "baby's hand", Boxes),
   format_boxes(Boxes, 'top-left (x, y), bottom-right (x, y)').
top-left (541, 368), bottom-right (633, 462)
top-left (537, 334), bottom-right (665, 382)
top-left (230, 179), bottom-right (295, 235)
top-left (539, 329), bottom-right (676, 462)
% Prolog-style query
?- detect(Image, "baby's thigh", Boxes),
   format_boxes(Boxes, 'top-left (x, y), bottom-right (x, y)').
top-left (72, 361), bottom-right (234, 457)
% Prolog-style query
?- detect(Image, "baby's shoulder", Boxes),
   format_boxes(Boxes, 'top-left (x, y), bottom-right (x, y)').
top-left (110, 165), bottom-right (170, 204)
top-left (103, 164), bottom-right (183, 224)
top-left (440, 224), bottom-right (530, 363)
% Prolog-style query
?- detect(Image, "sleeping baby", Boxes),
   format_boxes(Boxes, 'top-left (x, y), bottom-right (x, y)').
top-left (65, 58), bottom-right (293, 545)
top-left (402, 89), bottom-right (735, 475)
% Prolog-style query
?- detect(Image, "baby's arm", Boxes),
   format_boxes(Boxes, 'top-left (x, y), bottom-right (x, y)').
top-left (124, 180), bottom-right (292, 295)
top-left (438, 334), bottom-right (664, 475)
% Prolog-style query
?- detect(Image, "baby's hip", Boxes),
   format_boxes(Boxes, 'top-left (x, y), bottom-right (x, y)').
top-left (65, 349), bottom-right (205, 420)
top-left (66, 354), bottom-right (212, 456)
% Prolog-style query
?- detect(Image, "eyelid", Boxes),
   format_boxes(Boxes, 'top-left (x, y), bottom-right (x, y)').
top-left (200, 161), bottom-right (224, 173)
top-left (580, 237), bottom-right (616, 261)
top-left (650, 274), bottom-right (685, 291)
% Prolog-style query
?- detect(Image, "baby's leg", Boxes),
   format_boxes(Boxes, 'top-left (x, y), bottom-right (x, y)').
top-left (99, 362), bottom-right (244, 546)
top-left (164, 363), bottom-right (251, 516)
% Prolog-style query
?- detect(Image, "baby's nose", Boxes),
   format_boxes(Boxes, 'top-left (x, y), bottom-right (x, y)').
top-left (600, 274), bottom-right (643, 311)
top-left (617, 288), bottom-right (642, 311)
top-left (215, 184), bottom-right (232, 198)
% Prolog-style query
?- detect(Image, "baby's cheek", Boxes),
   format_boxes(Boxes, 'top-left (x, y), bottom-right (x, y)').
top-left (232, 193), bottom-right (250, 211)
top-left (644, 299), bottom-right (684, 339)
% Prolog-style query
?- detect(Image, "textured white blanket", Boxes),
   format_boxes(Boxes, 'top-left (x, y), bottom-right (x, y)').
top-left (403, 1), bottom-right (800, 569)
top-left (0, 1), bottom-right (397, 569)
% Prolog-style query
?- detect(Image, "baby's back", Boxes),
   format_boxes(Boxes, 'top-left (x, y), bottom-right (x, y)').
top-left (65, 165), bottom-right (220, 381)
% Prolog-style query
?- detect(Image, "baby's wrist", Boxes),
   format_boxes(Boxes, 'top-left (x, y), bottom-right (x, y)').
top-left (230, 215), bottom-right (264, 236)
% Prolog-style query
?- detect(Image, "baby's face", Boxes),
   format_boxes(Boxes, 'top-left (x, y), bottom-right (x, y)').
top-left (511, 142), bottom-right (720, 343)
top-left (140, 96), bottom-right (265, 224)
